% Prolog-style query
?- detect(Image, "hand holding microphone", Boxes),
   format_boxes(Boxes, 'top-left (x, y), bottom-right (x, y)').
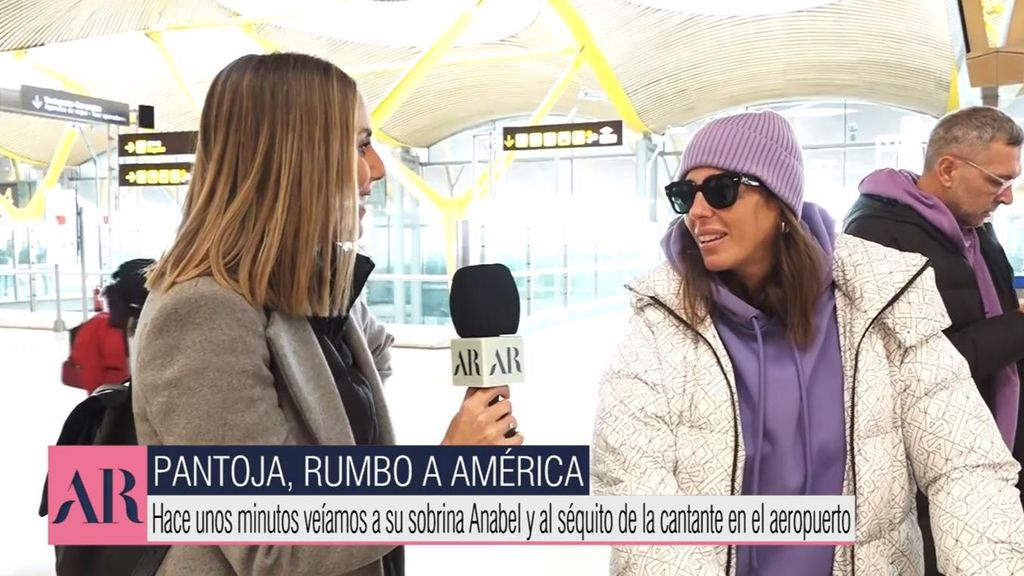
top-left (442, 385), bottom-right (521, 445)
top-left (441, 264), bottom-right (525, 445)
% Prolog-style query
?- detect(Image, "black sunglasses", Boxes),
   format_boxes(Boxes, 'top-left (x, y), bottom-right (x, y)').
top-left (665, 172), bottom-right (766, 215)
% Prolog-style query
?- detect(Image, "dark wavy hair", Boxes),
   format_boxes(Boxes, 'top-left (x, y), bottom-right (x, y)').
top-left (676, 201), bottom-right (823, 347)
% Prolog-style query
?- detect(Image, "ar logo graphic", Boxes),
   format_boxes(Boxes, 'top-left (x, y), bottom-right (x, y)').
top-left (452, 346), bottom-right (522, 377)
top-left (49, 446), bottom-right (148, 544)
top-left (54, 468), bottom-right (142, 525)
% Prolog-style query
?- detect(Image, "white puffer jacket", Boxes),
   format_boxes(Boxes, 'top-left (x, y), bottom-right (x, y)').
top-left (593, 235), bottom-right (1024, 575)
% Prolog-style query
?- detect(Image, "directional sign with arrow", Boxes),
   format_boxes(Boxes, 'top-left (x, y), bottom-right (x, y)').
top-left (501, 120), bottom-right (623, 151)
top-left (19, 85), bottom-right (130, 126)
top-left (118, 131), bottom-right (197, 157)
top-left (118, 162), bottom-right (193, 187)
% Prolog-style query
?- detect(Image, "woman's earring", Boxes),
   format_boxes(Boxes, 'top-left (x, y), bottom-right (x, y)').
top-left (780, 221), bottom-right (788, 234)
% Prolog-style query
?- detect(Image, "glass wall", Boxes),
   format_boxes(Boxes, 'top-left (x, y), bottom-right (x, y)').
top-left (360, 115), bottom-right (661, 327)
top-left (0, 149), bottom-right (184, 314)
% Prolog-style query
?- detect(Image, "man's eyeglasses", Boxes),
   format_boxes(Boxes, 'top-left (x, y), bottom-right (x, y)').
top-left (957, 157), bottom-right (1017, 193)
top-left (665, 172), bottom-right (766, 215)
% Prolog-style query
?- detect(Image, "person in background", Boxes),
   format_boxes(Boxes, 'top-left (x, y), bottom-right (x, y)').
top-left (845, 106), bottom-right (1024, 575)
top-left (592, 109), bottom-right (1024, 575)
top-left (63, 258), bottom-right (154, 395)
top-left (64, 301), bottom-right (127, 395)
top-left (133, 53), bottom-right (520, 576)
top-left (104, 258), bottom-right (155, 355)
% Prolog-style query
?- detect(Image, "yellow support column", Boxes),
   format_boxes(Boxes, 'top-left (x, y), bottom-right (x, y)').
top-left (12, 50), bottom-right (88, 94)
top-left (546, 0), bottom-right (649, 134)
top-left (379, 49), bottom-right (587, 276)
top-left (233, 19), bottom-right (410, 148)
top-left (476, 47), bottom-right (586, 201)
top-left (0, 123), bottom-right (77, 222)
top-left (0, 147), bottom-right (45, 167)
top-left (371, 0), bottom-right (486, 127)
top-left (375, 131), bottom-right (410, 150)
top-left (381, 154), bottom-right (465, 277)
top-left (4, 51), bottom-right (88, 221)
top-left (388, 159), bottom-right (457, 210)
top-left (239, 23), bottom-right (282, 54)
top-left (455, 47), bottom-right (585, 205)
top-left (147, 31), bottom-right (200, 111)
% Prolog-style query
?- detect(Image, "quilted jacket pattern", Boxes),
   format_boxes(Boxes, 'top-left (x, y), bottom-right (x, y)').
top-left (593, 235), bottom-right (1024, 575)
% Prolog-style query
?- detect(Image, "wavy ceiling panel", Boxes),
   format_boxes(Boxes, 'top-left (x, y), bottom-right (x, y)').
top-left (0, 0), bottom-right (954, 165)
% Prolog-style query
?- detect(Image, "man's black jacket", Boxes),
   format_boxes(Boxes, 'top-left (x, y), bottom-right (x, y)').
top-left (845, 193), bottom-right (1024, 485)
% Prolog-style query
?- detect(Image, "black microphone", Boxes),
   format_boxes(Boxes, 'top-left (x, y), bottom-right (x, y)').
top-left (449, 264), bottom-right (524, 438)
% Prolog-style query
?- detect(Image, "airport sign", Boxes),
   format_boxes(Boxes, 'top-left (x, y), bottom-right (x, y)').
top-left (501, 120), bottom-right (623, 151)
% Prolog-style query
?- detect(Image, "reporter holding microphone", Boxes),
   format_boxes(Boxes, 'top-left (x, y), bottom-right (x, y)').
top-left (132, 53), bottom-right (519, 576)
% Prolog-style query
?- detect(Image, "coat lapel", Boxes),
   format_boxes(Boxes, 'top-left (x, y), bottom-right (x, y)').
top-left (265, 312), bottom-right (354, 445)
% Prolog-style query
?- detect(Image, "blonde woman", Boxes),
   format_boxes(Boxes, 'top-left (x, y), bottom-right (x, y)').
top-left (133, 53), bottom-right (520, 576)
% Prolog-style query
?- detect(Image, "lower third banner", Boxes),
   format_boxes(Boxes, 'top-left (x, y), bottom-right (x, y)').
top-left (48, 445), bottom-right (854, 546)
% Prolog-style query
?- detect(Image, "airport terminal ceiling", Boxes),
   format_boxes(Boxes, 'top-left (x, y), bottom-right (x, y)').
top-left (0, 0), bottom-right (956, 167)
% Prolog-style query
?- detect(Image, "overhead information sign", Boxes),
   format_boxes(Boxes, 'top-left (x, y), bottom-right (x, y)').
top-left (118, 162), bottom-right (193, 187)
top-left (20, 85), bottom-right (130, 126)
top-left (501, 120), bottom-right (623, 151)
top-left (118, 131), bottom-right (197, 157)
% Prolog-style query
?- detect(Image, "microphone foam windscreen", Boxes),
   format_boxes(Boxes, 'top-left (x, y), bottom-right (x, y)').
top-left (449, 264), bottom-right (520, 338)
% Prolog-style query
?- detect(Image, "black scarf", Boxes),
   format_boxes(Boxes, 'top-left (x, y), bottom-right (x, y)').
top-left (308, 253), bottom-right (378, 445)
top-left (307, 253), bottom-right (405, 575)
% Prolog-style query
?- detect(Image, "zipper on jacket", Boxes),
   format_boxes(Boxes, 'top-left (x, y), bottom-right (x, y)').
top-left (626, 288), bottom-right (740, 575)
top-left (627, 260), bottom-right (929, 576)
top-left (846, 261), bottom-right (930, 576)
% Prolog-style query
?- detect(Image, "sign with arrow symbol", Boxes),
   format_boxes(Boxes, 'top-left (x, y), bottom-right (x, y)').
top-left (118, 162), bottom-right (193, 187)
top-left (501, 120), bottom-right (623, 151)
top-left (18, 85), bottom-right (130, 126)
top-left (118, 131), bottom-right (197, 157)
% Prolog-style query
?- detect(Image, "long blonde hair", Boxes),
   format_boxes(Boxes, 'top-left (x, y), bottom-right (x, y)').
top-left (147, 53), bottom-right (360, 317)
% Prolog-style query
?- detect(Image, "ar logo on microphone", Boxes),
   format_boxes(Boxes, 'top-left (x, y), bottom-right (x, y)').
top-left (453, 347), bottom-right (482, 377)
top-left (453, 346), bottom-right (522, 377)
top-left (53, 468), bottom-right (142, 525)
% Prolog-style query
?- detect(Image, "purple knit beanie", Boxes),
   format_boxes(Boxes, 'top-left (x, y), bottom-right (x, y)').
top-left (677, 110), bottom-right (804, 216)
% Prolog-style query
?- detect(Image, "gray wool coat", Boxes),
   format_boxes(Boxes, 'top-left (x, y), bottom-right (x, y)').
top-left (132, 276), bottom-right (398, 576)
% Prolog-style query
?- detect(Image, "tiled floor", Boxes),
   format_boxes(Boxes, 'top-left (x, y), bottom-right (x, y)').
top-left (0, 309), bottom-right (626, 575)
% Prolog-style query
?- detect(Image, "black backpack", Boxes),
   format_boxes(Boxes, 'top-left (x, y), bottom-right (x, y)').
top-left (39, 384), bottom-right (169, 576)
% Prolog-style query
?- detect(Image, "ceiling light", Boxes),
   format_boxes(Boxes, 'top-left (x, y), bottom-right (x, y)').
top-left (626, 0), bottom-right (837, 17)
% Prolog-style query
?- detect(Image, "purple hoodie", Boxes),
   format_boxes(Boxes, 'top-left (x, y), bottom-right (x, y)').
top-left (662, 203), bottom-right (846, 576)
top-left (858, 168), bottom-right (1019, 451)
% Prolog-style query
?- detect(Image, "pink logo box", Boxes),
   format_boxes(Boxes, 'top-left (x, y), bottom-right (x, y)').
top-left (48, 446), bottom-right (149, 545)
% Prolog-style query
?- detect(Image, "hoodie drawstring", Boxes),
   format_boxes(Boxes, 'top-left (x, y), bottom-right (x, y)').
top-left (751, 318), bottom-right (767, 573)
top-left (791, 344), bottom-right (813, 493)
top-left (750, 317), bottom-right (767, 498)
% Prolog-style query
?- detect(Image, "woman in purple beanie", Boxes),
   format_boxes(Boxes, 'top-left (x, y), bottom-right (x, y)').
top-left (592, 110), bottom-right (1024, 575)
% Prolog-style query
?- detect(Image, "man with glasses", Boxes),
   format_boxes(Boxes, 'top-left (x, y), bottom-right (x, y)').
top-left (845, 105), bottom-right (1024, 576)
